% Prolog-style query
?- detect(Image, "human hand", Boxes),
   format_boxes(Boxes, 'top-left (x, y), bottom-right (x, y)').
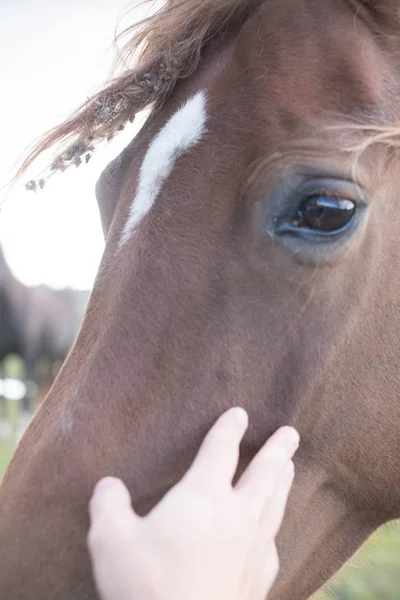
top-left (88, 407), bottom-right (299, 600)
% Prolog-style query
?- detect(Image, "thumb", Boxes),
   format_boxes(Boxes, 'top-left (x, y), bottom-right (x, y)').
top-left (89, 477), bottom-right (135, 523)
top-left (88, 477), bottom-right (138, 555)
top-left (87, 477), bottom-right (139, 600)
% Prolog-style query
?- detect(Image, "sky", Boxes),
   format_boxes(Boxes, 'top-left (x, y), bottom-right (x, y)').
top-left (0, 0), bottom-right (150, 290)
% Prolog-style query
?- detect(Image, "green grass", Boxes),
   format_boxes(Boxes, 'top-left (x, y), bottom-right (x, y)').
top-left (0, 438), bottom-right (14, 480)
top-left (317, 522), bottom-right (400, 599)
top-left (2, 354), bottom-right (24, 380)
top-left (0, 397), bottom-right (19, 481)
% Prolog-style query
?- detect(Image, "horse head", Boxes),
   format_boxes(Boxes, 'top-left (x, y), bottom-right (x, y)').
top-left (2, 1), bottom-right (400, 599)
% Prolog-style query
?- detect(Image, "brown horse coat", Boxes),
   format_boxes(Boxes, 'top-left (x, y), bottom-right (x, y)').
top-left (2, 1), bottom-right (400, 599)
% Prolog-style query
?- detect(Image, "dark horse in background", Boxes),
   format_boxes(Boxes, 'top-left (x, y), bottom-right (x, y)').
top-left (0, 245), bottom-right (88, 411)
top-left (2, 1), bottom-right (400, 599)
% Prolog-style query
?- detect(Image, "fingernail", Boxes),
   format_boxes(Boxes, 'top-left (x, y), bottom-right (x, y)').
top-left (230, 407), bottom-right (248, 425)
top-left (94, 477), bottom-right (120, 493)
top-left (282, 426), bottom-right (300, 449)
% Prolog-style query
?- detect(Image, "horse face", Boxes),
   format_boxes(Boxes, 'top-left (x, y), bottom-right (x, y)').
top-left (2, 1), bottom-right (400, 599)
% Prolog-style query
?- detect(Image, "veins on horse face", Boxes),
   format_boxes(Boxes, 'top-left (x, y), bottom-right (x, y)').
top-left (358, 0), bottom-right (376, 7)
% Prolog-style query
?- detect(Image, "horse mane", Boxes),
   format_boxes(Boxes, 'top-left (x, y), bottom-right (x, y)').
top-left (19, 0), bottom-right (262, 189)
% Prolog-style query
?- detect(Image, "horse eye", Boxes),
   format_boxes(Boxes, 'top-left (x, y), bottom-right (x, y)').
top-left (293, 196), bottom-right (356, 232)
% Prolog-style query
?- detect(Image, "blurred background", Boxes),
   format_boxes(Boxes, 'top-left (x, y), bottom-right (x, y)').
top-left (1, 2), bottom-right (399, 598)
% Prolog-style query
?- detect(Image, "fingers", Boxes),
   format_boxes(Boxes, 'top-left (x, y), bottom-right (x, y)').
top-left (88, 478), bottom-right (139, 600)
top-left (89, 477), bottom-right (135, 523)
top-left (246, 466), bottom-right (295, 600)
top-left (88, 477), bottom-right (138, 555)
top-left (261, 461), bottom-right (295, 538)
top-left (250, 545), bottom-right (281, 600)
top-left (235, 426), bottom-right (299, 517)
top-left (186, 407), bottom-right (249, 487)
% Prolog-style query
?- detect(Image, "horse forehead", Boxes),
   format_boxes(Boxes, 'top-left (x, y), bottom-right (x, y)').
top-left (99, 0), bottom-right (389, 251)
top-left (119, 91), bottom-right (208, 246)
top-left (237, 0), bottom-right (386, 100)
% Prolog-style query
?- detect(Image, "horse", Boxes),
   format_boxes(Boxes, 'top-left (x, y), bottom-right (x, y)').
top-left (0, 245), bottom-right (88, 411)
top-left (1, 0), bottom-right (400, 598)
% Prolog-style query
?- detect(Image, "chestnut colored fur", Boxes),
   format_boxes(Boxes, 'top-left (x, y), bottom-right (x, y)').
top-left (3, 1), bottom-right (400, 599)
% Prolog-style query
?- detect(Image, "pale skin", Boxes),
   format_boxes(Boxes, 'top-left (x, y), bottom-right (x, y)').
top-left (87, 407), bottom-right (299, 600)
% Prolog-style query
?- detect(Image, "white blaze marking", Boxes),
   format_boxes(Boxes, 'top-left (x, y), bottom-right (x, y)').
top-left (119, 91), bottom-right (207, 246)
